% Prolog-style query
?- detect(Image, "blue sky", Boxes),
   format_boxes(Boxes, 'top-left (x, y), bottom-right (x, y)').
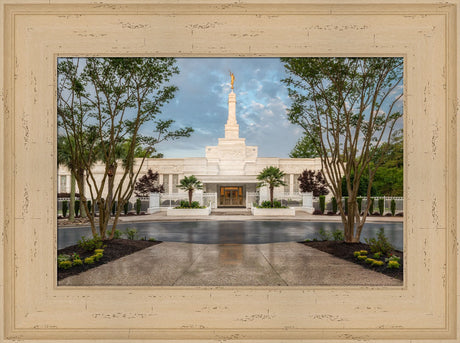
top-left (153, 58), bottom-right (302, 158)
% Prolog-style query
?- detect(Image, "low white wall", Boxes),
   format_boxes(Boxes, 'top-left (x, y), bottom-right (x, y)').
top-left (251, 207), bottom-right (296, 216)
top-left (166, 206), bottom-right (211, 216)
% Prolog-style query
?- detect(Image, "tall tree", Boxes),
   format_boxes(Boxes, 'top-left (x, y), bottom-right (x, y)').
top-left (134, 169), bottom-right (165, 197)
top-left (298, 170), bottom-right (329, 196)
top-left (57, 57), bottom-right (193, 239)
top-left (256, 166), bottom-right (287, 207)
top-left (289, 134), bottom-right (319, 158)
top-left (177, 175), bottom-right (203, 206)
top-left (282, 57), bottom-right (403, 242)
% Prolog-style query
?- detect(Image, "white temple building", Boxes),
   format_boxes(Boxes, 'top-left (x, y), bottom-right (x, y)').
top-left (58, 88), bottom-right (322, 208)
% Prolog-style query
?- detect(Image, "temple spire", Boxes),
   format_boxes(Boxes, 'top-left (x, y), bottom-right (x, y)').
top-left (224, 88), bottom-right (239, 139)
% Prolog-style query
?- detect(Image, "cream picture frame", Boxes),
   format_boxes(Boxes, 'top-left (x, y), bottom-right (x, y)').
top-left (1, 1), bottom-right (458, 342)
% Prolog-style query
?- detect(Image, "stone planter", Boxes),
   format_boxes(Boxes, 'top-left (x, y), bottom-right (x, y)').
top-left (166, 206), bottom-right (211, 216)
top-left (251, 207), bottom-right (296, 216)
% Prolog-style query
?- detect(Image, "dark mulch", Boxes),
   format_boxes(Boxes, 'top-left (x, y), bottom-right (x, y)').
top-left (57, 239), bottom-right (161, 281)
top-left (300, 240), bottom-right (403, 281)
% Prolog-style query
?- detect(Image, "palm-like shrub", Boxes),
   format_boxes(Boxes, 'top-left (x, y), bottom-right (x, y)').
top-left (256, 166), bottom-right (287, 208)
top-left (177, 175), bottom-right (203, 207)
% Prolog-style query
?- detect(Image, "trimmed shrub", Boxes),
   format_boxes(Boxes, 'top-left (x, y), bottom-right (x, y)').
top-left (111, 201), bottom-right (117, 216)
top-left (148, 237), bottom-right (157, 242)
top-left (93, 253), bottom-right (103, 261)
top-left (331, 197), bottom-right (338, 214)
top-left (373, 252), bottom-right (382, 259)
top-left (372, 260), bottom-right (384, 267)
top-left (353, 251), bottom-right (361, 257)
top-left (75, 200), bottom-right (80, 217)
top-left (94, 249), bottom-right (104, 254)
top-left (87, 200), bottom-right (92, 215)
top-left (357, 197), bottom-right (363, 214)
top-left (378, 198), bottom-right (384, 215)
top-left (72, 259), bottom-right (83, 266)
top-left (125, 228), bottom-right (138, 240)
top-left (135, 198), bottom-right (142, 215)
top-left (387, 260), bottom-right (400, 269)
top-left (357, 255), bottom-right (367, 261)
top-left (123, 202), bottom-right (129, 215)
top-left (319, 195), bottom-right (326, 214)
top-left (359, 250), bottom-right (368, 255)
top-left (332, 229), bottom-right (344, 241)
top-left (84, 257), bottom-right (95, 264)
top-left (365, 258), bottom-right (375, 264)
top-left (78, 235), bottom-right (104, 252)
top-left (62, 201), bottom-right (68, 217)
top-left (318, 228), bottom-right (331, 241)
top-left (369, 198), bottom-right (374, 215)
top-left (57, 254), bottom-right (71, 263)
top-left (365, 228), bottom-right (393, 255)
top-left (113, 229), bottom-right (123, 239)
top-left (390, 199), bottom-right (396, 216)
top-left (58, 260), bottom-right (73, 269)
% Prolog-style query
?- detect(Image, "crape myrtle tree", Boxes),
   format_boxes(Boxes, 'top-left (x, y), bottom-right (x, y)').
top-left (281, 57), bottom-right (403, 242)
top-left (256, 166), bottom-right (287, 207)
top-left (134, 169), bottom-right (165, 197)
top-left (57, 57), bottom-right (193, 240)
top-left (298, 170), bottom-right (329, 197)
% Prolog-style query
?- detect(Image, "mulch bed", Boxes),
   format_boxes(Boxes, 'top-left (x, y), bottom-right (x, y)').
top-left (300, 240), bottom-right (403, 281)
top-left (57, 239), bottom-right (161, 281)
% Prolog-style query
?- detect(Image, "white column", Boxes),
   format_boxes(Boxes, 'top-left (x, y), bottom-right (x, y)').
top-left (289, 174), bottom-right (294, 194)
top-left (159, 174), bottom-right (163, 184)
top-left (302, 192), bottom-right (314, 214)
top-left (168, 174), bottom-right (173, 194)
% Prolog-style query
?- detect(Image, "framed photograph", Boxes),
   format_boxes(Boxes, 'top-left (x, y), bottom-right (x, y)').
top-left (1, 1), bottom-right (458, 341)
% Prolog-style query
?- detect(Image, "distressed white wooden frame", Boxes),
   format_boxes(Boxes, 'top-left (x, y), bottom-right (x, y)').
top-left (0, 1), bottom-right (458, 342)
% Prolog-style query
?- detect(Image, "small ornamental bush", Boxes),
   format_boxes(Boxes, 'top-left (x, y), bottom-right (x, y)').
top-left (373, 252), bottom-right (382, 259)
top-left (390, 199), bottom-right (396, 216)
top-left (357, 255), bottom-right (367, 261)
top-left (332, 229), bottom-right (344, 241)
top-left (58, 260), bottom-right (73, 269)
top-left (331, 197), bottom-right (338, 214)
top-left (148, 237), bottom-right (157, 242)
top-left (75, 200), bottom-right (80, 217)
top-left (357, 197), bottom-right (363, 214)
top-left (87, 200), bottom-right (92, 215)
top-left (365, 258), bottom-right (375, 264)
top-left (94, 249), bottom-right (104, 254)
top-left (318, 228), bottom-right (331, 241)
top-left (353, 251), bottom-right (361, 257)
top-left (125, 228), bottom-right (138, 240)
top-left (372, 260), bottom-right (384, 267)
top-left (359, 250), bottom-right (368, 255)
top-left (369, 198), bottom-right (374, 215)
top-left (319, 195), bottom-right (326, 214)
top-left (93, 253), bottom-right (103, 261)
top-left (57, 254), bottom-right (71, 263)
top-left (72, 259), bottom-right (83, 266)
top-left (387, 260), bottom-right (400, 269)
top-left (365, 228), bottom-right (394, 255)
top-left (123, 202), bottom-right (129, 215)
top-left (113, 229), bottom-right (123, 239)
top-left (135, 198), bottom-right (142, 215)
top-left (385, 255), bottom-right (401, 263)
top-left (78, 235), bottom-right (104, 252)
top-left (62, 201), bottom-right (68, 218)
top-left (378, 198), bottom-right (384, 215)
top-left (84, 257), bottom-right (95, 264)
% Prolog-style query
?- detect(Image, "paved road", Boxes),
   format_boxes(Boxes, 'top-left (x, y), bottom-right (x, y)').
top-left (59, 242), bottom-right (403, 287)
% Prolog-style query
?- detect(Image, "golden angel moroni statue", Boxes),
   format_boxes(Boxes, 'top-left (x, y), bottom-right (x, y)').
top-left (230, 71), bottom-right (235, 90)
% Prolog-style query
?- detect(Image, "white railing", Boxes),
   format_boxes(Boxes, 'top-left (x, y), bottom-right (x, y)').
top-left (313, 196), bottom-right (404, 214)
top-left (159, 192), bottom-right (218, 208)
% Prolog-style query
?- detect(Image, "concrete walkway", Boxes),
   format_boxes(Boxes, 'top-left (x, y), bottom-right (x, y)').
top-left (59, 242), bottom-right (402, 287)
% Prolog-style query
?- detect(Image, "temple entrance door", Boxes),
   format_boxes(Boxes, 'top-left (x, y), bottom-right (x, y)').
top-left (219, 186), bottom-right (244, 207)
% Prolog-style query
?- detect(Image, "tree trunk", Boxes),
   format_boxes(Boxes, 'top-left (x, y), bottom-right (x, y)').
top-left (69, 172), bottom-right (76, 220)
top-left (270, 186), bottom-right (274, 207)
top-left (188, 190), bottom-right (193, 206)
top-left (78, 169), bottom-right (86, 217)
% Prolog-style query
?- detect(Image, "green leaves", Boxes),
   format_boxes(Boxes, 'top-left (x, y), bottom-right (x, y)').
top-left (256, 166), bottom-right (287, 189)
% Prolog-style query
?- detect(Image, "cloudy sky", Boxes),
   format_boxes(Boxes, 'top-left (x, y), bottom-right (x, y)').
top-left (153, 58), bottom-right (301, 158)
